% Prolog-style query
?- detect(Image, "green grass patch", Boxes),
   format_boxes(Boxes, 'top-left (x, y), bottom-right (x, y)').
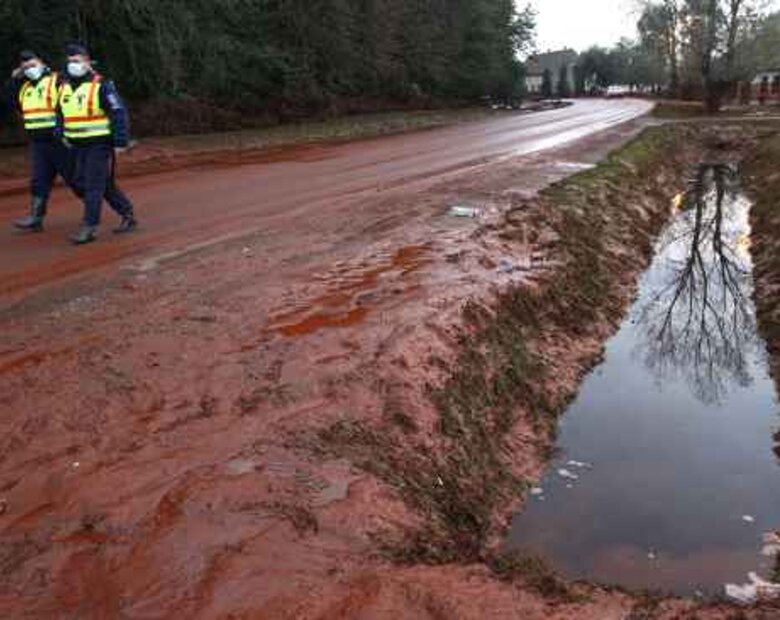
top-left (651, 100), bottom-right (709, 119)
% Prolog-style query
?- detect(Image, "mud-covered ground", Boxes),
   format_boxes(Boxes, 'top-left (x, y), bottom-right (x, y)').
top-left (2, 115), bottom-right (780, 618)
top-left (745, 127), bottom-right (780, 485)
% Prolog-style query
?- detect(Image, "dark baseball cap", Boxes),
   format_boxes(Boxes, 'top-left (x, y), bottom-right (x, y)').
top-left (65, 43), bottom-right (89, 57)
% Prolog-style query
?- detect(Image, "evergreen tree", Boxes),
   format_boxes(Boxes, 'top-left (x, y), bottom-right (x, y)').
top-left (541, 68), bottom-right (553, 98)
top-left (557, 65), bottom-right (570, 97)
top-left (1, 0), bottom-right (538, 135)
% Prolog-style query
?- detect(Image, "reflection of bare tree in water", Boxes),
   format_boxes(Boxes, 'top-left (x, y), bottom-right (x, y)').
top-left (637, 164), bottom-right (756, 404)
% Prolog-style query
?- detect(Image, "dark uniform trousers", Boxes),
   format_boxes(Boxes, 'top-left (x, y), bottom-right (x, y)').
top-left (30, 137), bottom-right (74, 201)
top-left (71, 143), bottom-right (134, 227)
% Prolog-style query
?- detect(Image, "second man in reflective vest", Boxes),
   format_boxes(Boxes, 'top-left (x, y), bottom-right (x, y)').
top-left (9, 51), bottom-right (73, 231)
top-left (60, 43), bottom-right (138, 245)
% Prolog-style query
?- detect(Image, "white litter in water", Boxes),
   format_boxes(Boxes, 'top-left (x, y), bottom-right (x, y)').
top-left (725, 572), bottom-right (780, 604)
top-left (565, 484), bottom-right (574, 489)
top-left (566, 460), bottom-right (593, 469)
top-left (557, 468), bottom-right (579, 481)
top-left (530, 487), bottom-right (544, 496)
top-left (449, 205), bottom-right (481, 218)
top-left (647, 550), bottom-right (657, 560)
top-left (742, 515), bottom-right (756, 523)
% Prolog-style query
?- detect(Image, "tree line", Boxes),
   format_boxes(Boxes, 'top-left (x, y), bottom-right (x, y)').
top-left (574, 1), bottom-right (779, 108)
top-left (1, 0), bottom-right (535, 135)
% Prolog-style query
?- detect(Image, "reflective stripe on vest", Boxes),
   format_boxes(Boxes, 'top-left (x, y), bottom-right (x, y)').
top-left (19, 74), bottom-right (59, 131)
top-left (60, 77), bottom-right (111, 139)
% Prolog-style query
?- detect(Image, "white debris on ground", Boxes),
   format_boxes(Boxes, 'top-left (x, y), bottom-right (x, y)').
top-left (448, 205), bottom-right (481, 218)
top-left (742, 515), bottom-right (756, 524)
top-left (530, 487), bottom-right (544, 496)
top-left (557, 469), bottom-right (579, 481)
top-left (725, 572), bottom-right (780, 604)
top-left (496, 257), bottom-right (533, 274)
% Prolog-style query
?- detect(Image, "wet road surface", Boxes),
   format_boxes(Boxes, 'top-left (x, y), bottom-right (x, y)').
top-left (0, 99), bottom-right (651, 308)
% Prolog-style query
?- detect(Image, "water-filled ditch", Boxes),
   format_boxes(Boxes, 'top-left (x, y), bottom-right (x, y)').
top-left (508, 164), bottom-right (780, 598)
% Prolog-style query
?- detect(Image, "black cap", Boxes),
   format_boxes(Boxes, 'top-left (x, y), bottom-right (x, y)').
top-left (19, 50), bottom-right (39, 62)
top-left (65, 43), bottom-right (89, 57)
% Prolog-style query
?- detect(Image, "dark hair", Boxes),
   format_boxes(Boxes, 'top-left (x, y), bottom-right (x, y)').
top-left (19, 50), bottom-right (39, 62)
top-left (65, 43), bottom-right (89, 57)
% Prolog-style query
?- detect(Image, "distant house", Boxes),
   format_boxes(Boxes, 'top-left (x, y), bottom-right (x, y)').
top-left (525, 49), bottom-right (578, 97)
top-left (752, 69), bottom-right (780, 104)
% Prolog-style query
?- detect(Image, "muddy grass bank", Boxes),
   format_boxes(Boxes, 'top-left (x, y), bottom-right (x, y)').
top-left (314, 123), bottom-right (780, 615)
top-left (744, 125), bottom-right (780, 478)
top-left (745, 125), bottom-right (780, 382)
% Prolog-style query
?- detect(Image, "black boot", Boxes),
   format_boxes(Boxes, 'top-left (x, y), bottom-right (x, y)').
top-left (13, 196), bottom-right (47, 232)
top-left (113, 213), bottom-right (137, 234)
top-left (70, 224), bottom-right (97, 245)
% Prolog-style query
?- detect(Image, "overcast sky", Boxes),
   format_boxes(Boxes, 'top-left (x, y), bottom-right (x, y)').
top-left (526, 0), bottom-right (780, 53)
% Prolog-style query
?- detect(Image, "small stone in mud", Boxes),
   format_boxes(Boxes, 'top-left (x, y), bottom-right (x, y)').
top-left (761, 544), bottom-right (780, 557)
top-left (226, 459), bottom-right (258, 476)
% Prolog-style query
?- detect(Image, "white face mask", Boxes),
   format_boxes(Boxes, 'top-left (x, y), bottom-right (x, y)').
top-left (67, 61), bottom-right (89, 78)
top-left (24, 65), bottom-right (44, 81)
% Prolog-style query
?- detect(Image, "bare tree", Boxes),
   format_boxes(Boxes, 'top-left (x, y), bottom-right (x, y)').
top-left (636, 164), bottom-right (755, 404)
top-left (638, 0), bottom-right (682, 94)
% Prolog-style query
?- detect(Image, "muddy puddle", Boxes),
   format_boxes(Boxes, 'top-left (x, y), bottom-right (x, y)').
top-left (508, 164), bottom-right (780, 597)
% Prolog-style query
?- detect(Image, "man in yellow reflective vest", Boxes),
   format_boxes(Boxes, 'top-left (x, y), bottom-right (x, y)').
top-left (60, 43), bottom-right (137, 245)
top-left (7, 51), bottom-right (74, 232)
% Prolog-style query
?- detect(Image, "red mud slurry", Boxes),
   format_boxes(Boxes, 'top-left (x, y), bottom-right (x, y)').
top-left (0, 335), bottom-right (103, 375)
top-left (269, 245), bottom-right (431, 337)
top-left (0, 102), bottom-right (665, 619)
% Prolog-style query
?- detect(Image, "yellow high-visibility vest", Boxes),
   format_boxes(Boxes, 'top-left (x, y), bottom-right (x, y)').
top-left (19, 73), bottom-right (59, 131)
top-left (60, 76), bottom-right (111, 140)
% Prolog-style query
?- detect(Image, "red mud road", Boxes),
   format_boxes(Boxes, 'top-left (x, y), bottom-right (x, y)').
top-left (1, 100), bottom-right (652, 619)
top-left (0, 100), bottom-right (650, 309)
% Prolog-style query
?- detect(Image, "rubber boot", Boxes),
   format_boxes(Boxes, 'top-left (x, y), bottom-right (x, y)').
top-left (13, 196), bottom-right (47, 232)
top-left (113, 213), bottom-right (137, 234)
top-left (70, 224), bottom-right (97, 245)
